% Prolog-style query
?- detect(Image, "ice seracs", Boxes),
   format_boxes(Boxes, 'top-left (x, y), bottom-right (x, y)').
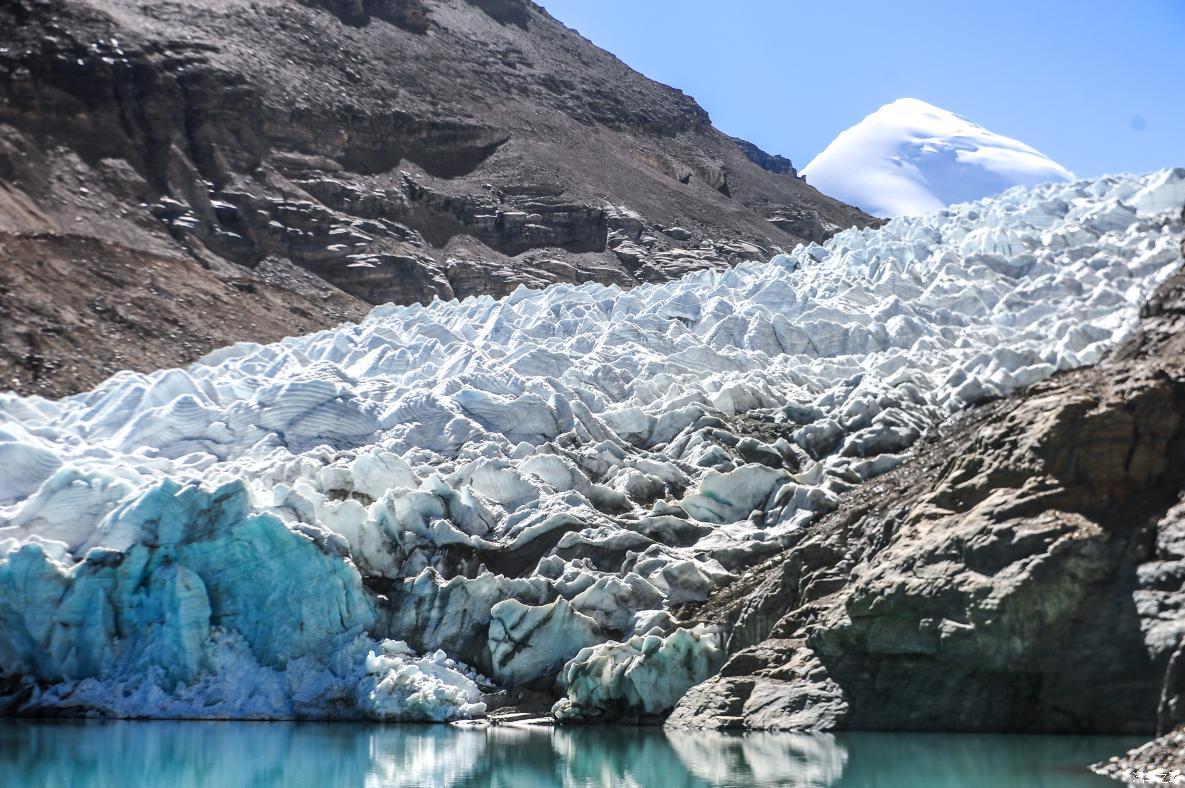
top-left (1, 169), bottom-right (1183, 720)
top-left (554, 624), bottom-right (724, 721)
top-left (803, 98), bottom-right (1075, 217)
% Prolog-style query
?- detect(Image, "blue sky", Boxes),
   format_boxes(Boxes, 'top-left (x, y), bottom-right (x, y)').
top-left (540, 0), bottom-right (1184, 178)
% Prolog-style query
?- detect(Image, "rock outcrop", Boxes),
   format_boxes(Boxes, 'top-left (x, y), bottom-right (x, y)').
top-left (669, 204), bottom-right (1185, 736)
top-left (0, 0), bottom-right (875, 397)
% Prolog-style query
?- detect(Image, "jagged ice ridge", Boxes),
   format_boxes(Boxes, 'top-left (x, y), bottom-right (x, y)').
top-left (1, 169), bottom-right (1183, 720)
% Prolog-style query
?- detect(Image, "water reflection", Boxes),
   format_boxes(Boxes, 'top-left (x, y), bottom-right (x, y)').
top-left (0, 719), bottom-right (1138, 787)
top-left (666, 730), bottom-right (846, 787)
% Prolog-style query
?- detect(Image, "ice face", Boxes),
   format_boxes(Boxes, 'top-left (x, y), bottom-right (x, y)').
top-left (1, 169), bottom-right (1183, 719)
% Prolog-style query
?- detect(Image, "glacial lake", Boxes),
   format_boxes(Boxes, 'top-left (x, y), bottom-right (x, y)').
top-left (0, 719), bottom-right (1139, 787)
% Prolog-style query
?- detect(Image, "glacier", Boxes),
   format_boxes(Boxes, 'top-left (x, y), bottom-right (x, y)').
top-left (802, 98), bottom-right (1075, 218)
top-left (1, 169), bottom-right (1183, 721)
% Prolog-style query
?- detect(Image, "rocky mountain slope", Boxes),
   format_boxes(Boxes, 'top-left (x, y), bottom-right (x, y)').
top-left (668, 184), bottom-right (1185, 737)
top-left (0, 0), bottom-right (874, 398)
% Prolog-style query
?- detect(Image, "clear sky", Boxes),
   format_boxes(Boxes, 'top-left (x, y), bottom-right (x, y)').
top-left (539, 0), bottom-right (1185, 178)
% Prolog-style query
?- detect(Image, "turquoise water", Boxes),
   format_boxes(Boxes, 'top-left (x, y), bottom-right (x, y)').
top-left (0, 719), bottom-right (1138, 787)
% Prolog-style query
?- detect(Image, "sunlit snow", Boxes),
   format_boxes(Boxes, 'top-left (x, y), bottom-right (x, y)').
top-left (803, 98), bottom-right (1075, 218)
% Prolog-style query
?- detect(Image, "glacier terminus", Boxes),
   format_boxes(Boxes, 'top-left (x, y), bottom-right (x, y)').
top-left (1, 169), bottom-right (1183, 722)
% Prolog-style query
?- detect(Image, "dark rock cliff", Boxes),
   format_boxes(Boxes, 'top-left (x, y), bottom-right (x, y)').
top-left (0, 0), bottom-right (875, 397)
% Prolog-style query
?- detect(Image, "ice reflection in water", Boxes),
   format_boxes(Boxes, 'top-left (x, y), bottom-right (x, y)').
top-left (665, 730), bottom-right (846, 787)
top-left (0, 719), bottom-right (1138, 787)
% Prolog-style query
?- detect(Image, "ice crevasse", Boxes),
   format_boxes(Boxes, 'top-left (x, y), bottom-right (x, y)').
top-left (1, 169), bottom-right (1183, 721)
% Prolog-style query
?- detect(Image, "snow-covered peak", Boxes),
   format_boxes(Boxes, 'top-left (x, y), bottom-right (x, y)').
top-left (802, 97), bottom-right (1074, 218)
